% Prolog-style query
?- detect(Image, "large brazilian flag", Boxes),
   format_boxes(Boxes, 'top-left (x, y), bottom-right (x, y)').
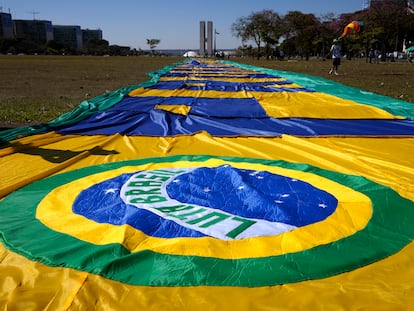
top-left (1, 59), bottom-right (414, 310)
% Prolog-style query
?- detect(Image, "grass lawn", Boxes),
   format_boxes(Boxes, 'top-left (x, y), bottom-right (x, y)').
top-left (0, 55), bottom-right (413, 128)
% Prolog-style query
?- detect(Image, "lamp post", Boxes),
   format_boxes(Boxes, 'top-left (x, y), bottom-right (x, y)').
top-left (214, 29), bottom-right (216, 55)
top-left (214, 29), bottom-right (219, 56)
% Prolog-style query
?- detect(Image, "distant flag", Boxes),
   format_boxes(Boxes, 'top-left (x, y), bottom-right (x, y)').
top-left (338, 20), bottom-right (365, 39)
top-left (1, 59), bottom-right (414, 309)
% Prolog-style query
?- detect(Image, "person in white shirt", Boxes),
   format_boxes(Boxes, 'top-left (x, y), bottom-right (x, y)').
top-left (329, 39), bottom-right (342, 75)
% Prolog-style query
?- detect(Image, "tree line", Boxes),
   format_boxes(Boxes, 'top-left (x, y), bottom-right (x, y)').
top-left (231, 1), bottom-right (414, 60)
top-left (0, 36), bottom-right (166, 56)
top-left (0, 36), bottom-right (152, 56)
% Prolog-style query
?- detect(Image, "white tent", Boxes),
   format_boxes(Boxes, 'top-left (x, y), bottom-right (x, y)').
top-left (183, 51), bottom-right (199, 57)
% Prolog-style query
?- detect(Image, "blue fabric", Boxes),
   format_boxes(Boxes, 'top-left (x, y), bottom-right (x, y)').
top-left (72, 165), bottom-right (338, 237)
top-left (54, 94), bottom-right (414, 136)
top-left (161, 72), bottom-right (281, 79)
top-left (73, 173), bottom-right (205, 238)
top-left (148, 80), bottom-right (314, 92)
top-left (166, 166), bottom-right (337, 227)
top-left (113, 96), bottom-right (267, 118)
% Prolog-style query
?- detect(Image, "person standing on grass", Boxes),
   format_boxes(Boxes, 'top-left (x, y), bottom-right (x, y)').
top-left (367, 48), bottom-right (374, 63)
top-left (374, 48), bottom-right (381, 63)
top-left (329, 39), bottom-right (342, 75)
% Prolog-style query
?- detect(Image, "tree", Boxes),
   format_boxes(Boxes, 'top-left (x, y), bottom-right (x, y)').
top-left (281, 11), bottom-right (321, 60)
top-left (311, 20), bottom-right (335, 59)
top-left (45, 40), bottom-right (68, 55)
top-left (146, 39), bottom-right (160, 54)
top-left (232, 10), bottom-right (282, 59)
top-left (0, 38), bottom-right (17, 54)
top-left (83, 39), bottom-right (109, 56)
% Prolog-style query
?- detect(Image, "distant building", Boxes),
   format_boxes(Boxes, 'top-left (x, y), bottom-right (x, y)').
top-left (13, 19), bottom-right (53, 43)
top-left (82, 28), bottom-right (103, 44)
top-left (1, 9), bottom-right (108, 52)
top-left (199, 21), bottom-right (213, 57)
top-left (0, 12), bottom-right (13, 38)
top-left (207, 21), bottom-right (213, 57)
top-left (53, 25), bottom-right (82, 49)
top-left (199, 21), bottom-right (206, 56)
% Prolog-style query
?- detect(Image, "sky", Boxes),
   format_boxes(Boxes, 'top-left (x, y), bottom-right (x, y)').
top-left (1, 0), bottom-right (367, 50)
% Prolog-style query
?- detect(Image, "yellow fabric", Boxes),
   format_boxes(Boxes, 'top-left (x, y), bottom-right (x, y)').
top-left (2, 133), bottom-right (413, 201)
top-left (257, 91), bottom-right (399, 119)
top-left (155, 104), bottom-right (192, 115)
top-left (129, 88), bottom-right (398, 119)
top-left (2, 240), bottom-right (414, 310)
top-left (159, 76), bottom-right (287, 82)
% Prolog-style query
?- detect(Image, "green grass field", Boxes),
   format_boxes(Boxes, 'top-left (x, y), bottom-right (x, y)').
top-left (0, 55), bottom-right (413, 128)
